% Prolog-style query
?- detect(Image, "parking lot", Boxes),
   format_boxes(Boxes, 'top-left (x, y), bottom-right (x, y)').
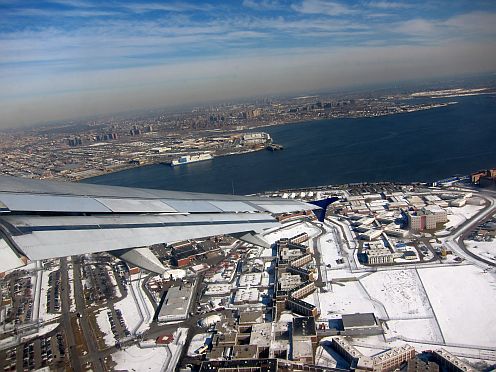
top-left (82, 261), bottom-right (118, 304)
top-left (0, 331), bottom-right (67, 371)
top-left (1, 270), bottom-right (34, 327)
top-left (47, 270), bottom-right (61, 313)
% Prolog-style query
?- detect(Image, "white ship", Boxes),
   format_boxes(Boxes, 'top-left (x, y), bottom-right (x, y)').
top-left (170, 153), bottom-right (213, 166)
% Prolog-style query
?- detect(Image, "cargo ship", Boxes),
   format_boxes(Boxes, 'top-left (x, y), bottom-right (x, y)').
top-left (170, 153), bottom-right (213, 166)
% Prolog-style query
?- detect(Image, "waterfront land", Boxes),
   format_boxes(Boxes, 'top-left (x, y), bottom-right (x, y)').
top-left (1, 86), bottom-right (493, 182)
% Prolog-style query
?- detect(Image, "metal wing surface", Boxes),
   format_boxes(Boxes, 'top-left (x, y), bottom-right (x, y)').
top-left (0, 175), bottom-right (318, 273)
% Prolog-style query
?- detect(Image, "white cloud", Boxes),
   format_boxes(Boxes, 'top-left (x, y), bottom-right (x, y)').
top-left (122, 2), bottom-right (211, 13)
top-left (291, 0), bottom-right (356, 16)
top-left (367, 1), bottom-right (412, 9)
top-left (394, 18), bottom-right (436, 35)
top-left (242, 0), bottom-right (281, 10)
top-left (393, 11), bottom-right (496, 38)
top-left (443, 11), bottom-right (496, 36)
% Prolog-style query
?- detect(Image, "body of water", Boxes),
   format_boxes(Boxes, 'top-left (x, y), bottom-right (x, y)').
top-left (85, 95), bottom-right (496, 195)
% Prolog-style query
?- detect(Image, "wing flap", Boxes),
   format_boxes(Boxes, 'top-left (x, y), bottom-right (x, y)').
top-left (4, 213), bottom-right (279, 261)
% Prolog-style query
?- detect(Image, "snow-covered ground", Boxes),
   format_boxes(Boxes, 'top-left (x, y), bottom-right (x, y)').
top-left (68, 263), bottom-right (76, 312)
top-left (114, 290), bottom-right (141, 334)
top-left (306, 282), bottom-right (381, 319)
top-left (38, 266), bottom-right (61, 322)
top-left (386, 318), bottom-right (443, 343)
top-left (444, 214), bottom-right (466, 230)
top-left (108, 266), bottom-right (122, 298)
top-left (447, 205), bottom-right (485, 220)
top-left (361, 269), bottom-right (431, 318)
top-left (418, 265), bottom-right (496, 348)
top-left (464, 241), bottom-right (496, 263)
top-left (95, 309), bottom-right (115, 347)
top-left (436, 205), bottom-right (485, 236)
top-left (111, 344), bottom-right (169, 371)
top-left (187, 333), bottom-right (211, 357)
top-left (319, 225), bottom-right (347, 269)
top-left (130, 277), bottom-right (155, 334)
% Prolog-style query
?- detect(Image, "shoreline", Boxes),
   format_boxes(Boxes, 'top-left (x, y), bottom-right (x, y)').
top-left (80, 101), bottom-right (457, 183)
top-left (246, 101), bottom-right (458, 131)
top-left (77, 146), bottom-right (268, 182)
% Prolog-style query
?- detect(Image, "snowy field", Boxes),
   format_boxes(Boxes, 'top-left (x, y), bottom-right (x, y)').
top-left (444, 214), bottom-right (466, 230)
top-left (319, 225), bottom-right (347, 268)
top-left (306, 282), bottom-right (381, 319)
top-left (436, 205), bottom-right (485, 236)
top-left (38, 267), bottom-right (61, 322)
top-left (111, 344), bottom-right (168, 371)
top-left (95, 309), bottom-right (115, 347)
top-left (361, 269), bottom-right (432, 318)
top-left (464, 241), bottom-right (496, 263)
top-left (114, 290), bottom-right (141, 334)
top-left (418, 265), bottom-right (496, 348)
top-left (447, 204), bottom-right (484, 220)
top-left (386, 318), bottom-right (443, 343)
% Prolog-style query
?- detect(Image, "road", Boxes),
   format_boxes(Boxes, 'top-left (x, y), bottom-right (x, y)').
top-left (443, 191), bottom-right (496, 268)
top-left (71, 256), bottom-right (105, 372)
top-left (59, 257), bottom-right (82, 372)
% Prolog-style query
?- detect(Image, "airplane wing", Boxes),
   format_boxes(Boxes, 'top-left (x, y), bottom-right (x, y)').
top-left (0, 175), bottom-right (318, 274)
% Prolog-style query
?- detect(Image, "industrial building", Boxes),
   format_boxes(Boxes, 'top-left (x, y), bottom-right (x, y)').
top-left (341, 313), bottom-right (383, 336)
top-left (157, 283), bottom-right (194, 322)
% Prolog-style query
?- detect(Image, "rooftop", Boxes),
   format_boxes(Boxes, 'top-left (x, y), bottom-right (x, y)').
top-left (292, 316), bottom-right (316, 338)
top-left (342, 313), bottom-right (378, 329)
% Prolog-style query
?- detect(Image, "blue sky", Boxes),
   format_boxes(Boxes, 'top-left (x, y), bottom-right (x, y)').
top-left (0, 0), bottom-right (495, 127)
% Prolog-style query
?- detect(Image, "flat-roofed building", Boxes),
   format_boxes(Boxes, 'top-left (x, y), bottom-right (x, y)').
top-left (292, 316), bottom-right (317, 343)
top-left (279, 272), bottom-right (302, 291)
top-left (290, 253), bottom-right (312, 268)
top-left (238, 272), bottom-right (262, 287)
top-left (290, 232), bottom-right (309, 245)
top-left (372, 344), bottom-right (416, 371)
top-left (232, 345), bottom-right (259, 360)
top-left (359, 229), bottom-right (383, 241)
top-left (157, 282), bottom-right (194, 322)
top-left (408, 206), bottom-right (447, 231)
top-left (287, 297), bottom-right (319, 317)
top-left (367, 248), bottom-right (394, 265)
top-left (341, 313), bottom-right (383, 336)
top-left (290, 281), bottom-right (316, 300)
top-left (238, 310), bottom-right (264, 332)
top-left (286, 266), bottom-right (315, 282)
top-left (292, 316), bottom-right (317, 364)
top-left (250, 322), bottom-right (272, 349)
top-left (331, 336), bottom-right (415, 371)
top-left (279, 246), bottom-right (304, 260)
top-left (233, 288), bottom-right (259, 305)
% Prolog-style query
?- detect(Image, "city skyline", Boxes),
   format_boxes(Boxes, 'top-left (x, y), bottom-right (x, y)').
top-left (1, 0), bottom-right (496, 128)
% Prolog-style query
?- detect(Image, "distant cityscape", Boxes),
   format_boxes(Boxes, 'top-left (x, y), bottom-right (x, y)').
top-left (0, 87), bottom-right (488, 182)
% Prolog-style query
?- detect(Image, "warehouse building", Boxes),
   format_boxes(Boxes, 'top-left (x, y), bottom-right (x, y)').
top-left (157, 283), bottom-right (194, 322)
